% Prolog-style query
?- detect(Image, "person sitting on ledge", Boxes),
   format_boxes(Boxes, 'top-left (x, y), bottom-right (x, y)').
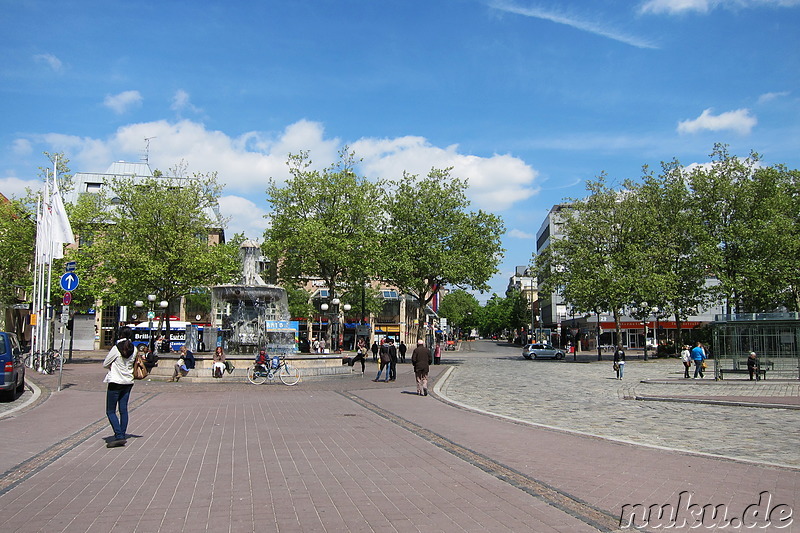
top-left (169, 346), bottom-right (195, 381)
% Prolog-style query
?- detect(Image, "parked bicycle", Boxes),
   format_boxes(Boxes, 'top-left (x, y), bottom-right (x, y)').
top-left (246, 354), bottom-right (300, 386)
top-left (23, 349), bottom-right (62, 374)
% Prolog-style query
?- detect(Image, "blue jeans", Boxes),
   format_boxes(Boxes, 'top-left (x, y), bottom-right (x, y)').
top-left (694, 360), bottom-right (704, 378)
top-left (106, 383), bottom-right (134, 440)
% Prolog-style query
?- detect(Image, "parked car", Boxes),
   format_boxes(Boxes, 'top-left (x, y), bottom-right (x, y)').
top-left (0, 332), bottom-right (26, 401)
top-left (522, 343), bottom-right (565, 360)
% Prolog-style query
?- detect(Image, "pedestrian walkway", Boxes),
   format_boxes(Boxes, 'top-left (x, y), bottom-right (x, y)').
top-left (439, 351), bottom-right (800, 469)
top-left (0, 342), bottom-right (796, 532)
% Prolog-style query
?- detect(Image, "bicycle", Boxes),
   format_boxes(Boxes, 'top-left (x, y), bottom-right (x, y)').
top-left (23, 351), bottom-right (61, 373)
top-left (43, 349), bottom-right (62, 374)
top-left (246, 355), bottom-right (300, 386)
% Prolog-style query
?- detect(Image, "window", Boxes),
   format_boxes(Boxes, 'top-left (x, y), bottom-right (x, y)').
top-left (85, 182), bottom-right (102, 193)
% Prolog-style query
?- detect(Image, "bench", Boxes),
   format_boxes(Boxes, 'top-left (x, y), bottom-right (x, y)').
top-left (719, 367), bottom-right (767, 380)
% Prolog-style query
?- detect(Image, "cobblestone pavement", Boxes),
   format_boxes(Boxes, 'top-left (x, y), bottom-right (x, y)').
top-left (438, 342), bottom-right (800, 469)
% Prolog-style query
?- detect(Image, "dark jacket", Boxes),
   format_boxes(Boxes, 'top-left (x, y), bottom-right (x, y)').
top-left (613, 349), bottom-right (625, 363)
top-left (379, 343), bottom-right (391, 364)
top-left (412, 345), bottom-right (431, 372)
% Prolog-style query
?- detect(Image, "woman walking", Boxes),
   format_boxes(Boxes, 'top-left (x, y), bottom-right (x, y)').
top-left (613, 345), bottom-right (625, 380)
top-left (103, 326), bottom-right (136, 448)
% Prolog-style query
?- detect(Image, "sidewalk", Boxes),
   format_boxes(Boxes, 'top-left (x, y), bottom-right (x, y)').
top-left (0, 346), bottom-right (797, 532)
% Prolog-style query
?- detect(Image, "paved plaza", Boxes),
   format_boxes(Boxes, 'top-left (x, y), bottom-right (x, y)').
top-left (0, 341), bottom-right (797, 532)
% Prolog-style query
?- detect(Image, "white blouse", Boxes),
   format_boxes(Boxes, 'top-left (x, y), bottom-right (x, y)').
top-left (103, 341), bottom-right (135, 385)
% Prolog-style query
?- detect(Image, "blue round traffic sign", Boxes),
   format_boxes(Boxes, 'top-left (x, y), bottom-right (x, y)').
top-left (60, 272), bottom-right (79, 292)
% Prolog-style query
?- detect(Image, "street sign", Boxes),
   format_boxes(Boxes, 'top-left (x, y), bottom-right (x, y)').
top-left (62, 292), bottom-right (72, 305)
top-left (61, 304), bottom-right (70, 324)
top-left (59, 272), bottom-right (79, 292)
top-left (65, 261), bottom-right (77, 272)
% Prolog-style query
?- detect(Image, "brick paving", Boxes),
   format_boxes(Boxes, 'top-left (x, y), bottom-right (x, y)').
top-left (0, 342), bottom-right (796, 532)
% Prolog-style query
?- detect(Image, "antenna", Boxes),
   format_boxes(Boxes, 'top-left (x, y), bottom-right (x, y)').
top-left (142, 136), bottom-right (157, 164)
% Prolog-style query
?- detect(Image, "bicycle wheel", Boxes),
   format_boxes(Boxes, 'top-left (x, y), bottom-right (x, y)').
top-left (246, 366), bottom-right (267, 385)
top-left (279, 363), bottom-right (300, 386)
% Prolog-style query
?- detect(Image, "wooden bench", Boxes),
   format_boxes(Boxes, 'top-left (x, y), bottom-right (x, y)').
top-left (719, 367), bottom-right (767, 380)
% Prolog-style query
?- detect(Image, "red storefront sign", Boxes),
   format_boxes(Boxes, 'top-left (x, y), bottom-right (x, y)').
top-left (599, 321), bottom-right (703, 329)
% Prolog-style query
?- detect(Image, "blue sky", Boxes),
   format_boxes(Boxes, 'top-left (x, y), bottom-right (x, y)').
top-left (2, 0), bottom-right (799, 301)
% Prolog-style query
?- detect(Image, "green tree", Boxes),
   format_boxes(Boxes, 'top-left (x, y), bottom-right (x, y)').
top-left (438, 289), bottom-right (480, 336)
top-left (263, 149), bottom-right (384, 305)
top-left (687, 145), bottom-right (792, 313)
top-left (0, 197), bottom-right (35, 307)
top-left (381, 168), bottom-right (505, 339)
top-left (69, 171), bottom-right (240, 313)
top-left (534, 175), bottom-right (640, 347)
top-left (631, 160), bottom-right (709, 346)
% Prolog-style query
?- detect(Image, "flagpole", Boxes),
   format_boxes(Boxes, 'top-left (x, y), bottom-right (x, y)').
top-left (30, 195), bottom-right (42, 364)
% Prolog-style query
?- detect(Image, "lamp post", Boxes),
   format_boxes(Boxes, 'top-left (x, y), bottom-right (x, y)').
top-left (158, 299), bottom-right (169, 351)
top-left (320, 303), bottom-right (329, 348)
top-left (342, 303), bottom-right (351, 350)
top-left (134, 294), bottom-right (158, 352)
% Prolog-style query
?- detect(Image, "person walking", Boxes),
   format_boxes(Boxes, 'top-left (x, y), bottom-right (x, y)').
top-left (690, 341), bottom-right (707, 379)
top-left (102, 326), bottom-right (136, 448)
top-left (371, 340), bottom-right (379, 362)
top-left (680, 345), bottom-right (691, 378)
top-left (373, 340), bottom-right (391, 382)
top-left (411, 339), bottom-right (431, 396)
top-left (747, 351), bottom-right (760, 381)
top-left (388, 339), bottom-right (398, 381)
top-left (613, 345), bottom-right (625, 380)
top-left (398, 340), bottom-right (407, 363)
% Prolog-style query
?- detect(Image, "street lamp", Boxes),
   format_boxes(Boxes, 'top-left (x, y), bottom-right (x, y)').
top-left (331, 298), bottom-right (341, 352)
top-left (158, 299), bottom-right (169, 351)
top-left (342, 303), bottom-right (351, 350)
top-left (320, 303), bottom-right (329, 347)
top-left (134, 294), bottom-right (158, 352)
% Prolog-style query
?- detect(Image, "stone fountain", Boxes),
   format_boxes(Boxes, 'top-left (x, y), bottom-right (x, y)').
top-left (211, 240), bottom-right (295, 355)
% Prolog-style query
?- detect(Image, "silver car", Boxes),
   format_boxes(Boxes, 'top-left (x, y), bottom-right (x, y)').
top-left (522, 343), bottom-right (565, 360)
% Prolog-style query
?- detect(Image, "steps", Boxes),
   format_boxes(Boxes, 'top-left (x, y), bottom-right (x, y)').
top-left (144, 354), bottom-right (360, 383)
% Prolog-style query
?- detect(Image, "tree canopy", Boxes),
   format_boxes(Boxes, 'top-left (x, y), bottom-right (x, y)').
top-left (67, 171), bottom-right (240, 309)
top-left (534, 144), bottom-right (800, 338)
top-left (263, 149), bottom-right (384, 302)
top-left (380, 168), bottom-right (505, 336)
top-left (263, 154), bottom-right (506, 338)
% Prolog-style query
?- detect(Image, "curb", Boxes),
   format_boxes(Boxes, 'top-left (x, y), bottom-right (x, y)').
top-left (633, 395), bottom-right (800, 410)
top-left (0, 378), bottom-right (43, 420)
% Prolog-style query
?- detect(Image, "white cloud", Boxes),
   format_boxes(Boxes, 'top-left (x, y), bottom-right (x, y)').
top-left (677, 108), bottom-right (757, 135)
top-left (171, 89), bottom-right (202, 115)
top-left (103, 90), bottom-right (143, 114)
top-left (757, 91), bottom-right (790, 104)
top-left (33, 53), bottom-right (63, 72)
top-left (640, 0), bottom-right (800, 15)
top-left (218, 195), bottom-right (269, 240)
top-left (35, 119), bottom-right (339, 193)
top-left (0, 176), bottom-right (39, 199)
top-left (12, 138), bottom-right (32, 156)
top-left (489, 0), bottom-right (658, 49)
top-left (507, 228), bottom-right (535, 239)
top-left (27, 118), bottom-right (540, 226)
top-left (352, 135), bottom-right (539, 212)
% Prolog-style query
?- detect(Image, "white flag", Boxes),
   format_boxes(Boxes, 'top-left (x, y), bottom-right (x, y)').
top-left (35, 183), bottom-right (53, 264)
top-left (50, 175), bottom-right (74, 246)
